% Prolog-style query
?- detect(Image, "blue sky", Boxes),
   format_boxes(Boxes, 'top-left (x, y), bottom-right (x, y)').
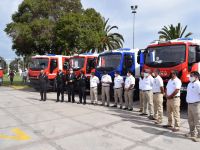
top-left (1, 0), bottom-right (200, 60)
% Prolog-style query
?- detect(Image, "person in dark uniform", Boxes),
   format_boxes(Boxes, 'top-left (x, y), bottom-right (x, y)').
top-left (38, 69), bottom-right (48, 101)
top-left (66, 68), bottom-right (76, 103)
top-left (56, 69), bottom-right (66, 102)
top-left (77, 70), bottom-right (87, 104)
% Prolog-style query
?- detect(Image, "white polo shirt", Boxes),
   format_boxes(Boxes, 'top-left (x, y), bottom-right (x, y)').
top-left (186, 80), bottom-right (200, 103)
top-left (90, 76), bottom-right (99, 88)
top-left (125, 75), bottom-right (135, 89)
top-left (166, 77), bottom-right (182, 97)
top-left (114, 75), bottom-right (124, 89)
top-left (142, 75), bottom-right (154, 91)
top-left (101, 74), bottom-right (112, 86)
top-left (152, 75), bottom-right (164, 93)
top-left (139, 77), bottom-right (144, 90)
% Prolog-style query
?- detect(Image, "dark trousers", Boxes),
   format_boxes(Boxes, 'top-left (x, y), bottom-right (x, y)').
top-left (79, 87), bottom-right (86, 103)
top-left (10, 78), bottom-right (13, 85)
top-left (57, 87), bottom-right (64, 101)
top-left (40, 90), bottom-right (47, 101)
top-left (68, 84), bottom-right (75, 102)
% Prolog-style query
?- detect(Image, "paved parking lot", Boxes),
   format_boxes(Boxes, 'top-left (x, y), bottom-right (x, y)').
top-left (0, 86), bottom-right (199, 150)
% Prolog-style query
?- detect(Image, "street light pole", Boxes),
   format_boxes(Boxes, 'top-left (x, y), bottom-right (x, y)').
top-left (131, 5), bottom-right (138, 49)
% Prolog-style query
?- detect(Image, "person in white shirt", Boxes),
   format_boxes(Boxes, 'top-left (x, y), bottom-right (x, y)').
top-left (152, 69), bottom-right (164, 124)
top-left (139, 71), bottom-right (144, 112)
top-left (124, 70), bottom-right (135, 111)
top-left (113, 71), bottom-right (124, 109)
top-left (163, 70), bottom-right (182, 132)
top-left (186, 71), bottom-right (200, 142)
top-left (101, 71), bottom-right (112, 107)
top-left (140, 69), bottom-right (154, 120)
top-left (21, 69), bottom-right (28, 84)
top-left (90, 72), bottom-right (100, 105)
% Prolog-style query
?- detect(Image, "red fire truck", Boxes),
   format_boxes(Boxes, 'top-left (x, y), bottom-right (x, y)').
top-left (28, 54), bottom-right (70, 90)
top-left (138, 38), bottom-right (200, 100)
top-left (69, 53), bottom-right (98, 89)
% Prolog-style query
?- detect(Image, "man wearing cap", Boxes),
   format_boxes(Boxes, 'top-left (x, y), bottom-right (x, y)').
top-left (124, 70), bottom-right (135, 111)
top-left (152, 69), bottom-right (164, 124)
top-left (185, 71), bottom-right (200, 142)
top-left (140, 69), bottom-right (154, 119)
top-left (90, 72), bottom-right (99, 105)
top-left (56, 69), bottom-right (66, 102)
top-left (163, 70), bottom-right (182, 132)
top-left (66, 68), bottom-right (76, 103)
top-left (113, 71), bottom-right (124, 109)
top-left (101, 71), bottom-right (112, 107)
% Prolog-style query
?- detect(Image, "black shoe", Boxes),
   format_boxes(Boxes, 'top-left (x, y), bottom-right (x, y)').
top-left (106, 104), bottom-right (109, 107)
top-left (40, 99), bottom-right (43, 101)
top-left (128, 108), bottom-right (133, 111)
top-left (163, 125), bottom-right (173, 128)
top-left (61, 100), bottom-right (64, 102)
top-left (123, 107), bottom-right (128, 110)
top-left (77, 102), bottom-right (82, 104)
top-left (139, 113), bottom-right (148, 116)
top-left (148, 115), bottom-right (156, 120)
top-left (119, 106), bottom-right (122, 109)
top-left (83, 102), bottom-right (86, 105)
top-left (100, 104), bottom-right (105, 106)
top-left (56, 100), bottom-right (59, 102)
top-left (112, 105), bottom-right (117, 108)
top-left (72, 101), bottom-right (75, 103)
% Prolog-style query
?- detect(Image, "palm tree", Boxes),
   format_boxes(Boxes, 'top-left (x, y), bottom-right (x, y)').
top-left (158, 23), bottom-right (192, 40)
top-left (98, 19), bottom-right (124, 51)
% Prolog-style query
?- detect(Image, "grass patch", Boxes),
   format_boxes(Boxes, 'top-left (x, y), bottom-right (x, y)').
top-left (2, 73), bottom-right (31, 90)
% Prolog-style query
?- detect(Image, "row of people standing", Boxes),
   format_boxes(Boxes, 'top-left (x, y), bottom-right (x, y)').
top-left (38, 68), bottom-right (200, 142)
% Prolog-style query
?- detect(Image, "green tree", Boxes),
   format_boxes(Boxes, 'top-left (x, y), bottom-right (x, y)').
top-left (98, 19), bottom-right (124, 51)
top-left (55, 8), bottom-right (104, 55)
top-left (158, 23), bottom-right (192, 40)
top-left (5, 0), bottom-right (83, 56)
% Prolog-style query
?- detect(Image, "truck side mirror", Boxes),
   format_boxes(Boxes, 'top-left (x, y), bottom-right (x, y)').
top-left (196, 46), bottom-right (200, 62)
top-left (63, 62), bottom-right (69, 69)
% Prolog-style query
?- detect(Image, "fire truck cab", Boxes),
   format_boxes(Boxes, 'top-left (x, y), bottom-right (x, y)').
top-left (29, 54), bottom-right (70, 90)
top-left (69, 53), bottom-right (98, 89)
top-left (138, 38), bottom-right (200, 92)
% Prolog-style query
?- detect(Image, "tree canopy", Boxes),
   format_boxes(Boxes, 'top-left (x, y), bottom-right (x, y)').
top-left (5, 0), bottom-right (110, 56)
top-left (158, 23), bottom-right (192, 40)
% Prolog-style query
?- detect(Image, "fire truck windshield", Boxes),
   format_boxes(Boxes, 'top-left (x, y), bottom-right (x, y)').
top-left (29, 58), bottom-right (49, 70)
top-left (97, 53), bottom-right (122, 71)
top-left (145, 45), bottom-right (186, 67)
top-left (70, 57), bottom-right (85, 70)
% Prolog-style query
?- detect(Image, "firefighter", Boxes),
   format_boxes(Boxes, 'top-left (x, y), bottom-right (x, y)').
top-left (163, 70), bottom-right (182, 132)
top-left (38, 69), bottom-right (48, 101)
top-left (101, 71), bottom-right (112, 107)
top-left (90, 72), bottom-right (99, 105)
top-left (186, 71), bottom-right (200, 142)
top-left (113, 71), bottom-right (124, 109)
top-left (140, 69), bottom-right (154, 119)
top-left (152, 69), bottom-right (164, 124)
top-left (66, 68), bottom-right (76, 103)
top-left (56, 69), bottom-right (66, 102)
top-left (124, 70), bottom-right (135, 111)
top-left (77, 70), bottom-right (87, 104)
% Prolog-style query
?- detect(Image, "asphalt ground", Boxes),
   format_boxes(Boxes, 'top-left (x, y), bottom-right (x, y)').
top-left (0, 86), bottom-right (199, 150)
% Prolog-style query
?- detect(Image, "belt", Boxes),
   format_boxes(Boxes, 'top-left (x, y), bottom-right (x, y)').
top-left (143, 90), bottom-right (150, 92)
top-left (153, 92), bottom-right (161, 94)
top-left (174, 96), bottom-right (180, 98)
top-left (188, 101), bottom-right (200, 104)
top-left (114, 87), bottom-right (122, 89)
top-left (91, 87), bottom-right (97, 88)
